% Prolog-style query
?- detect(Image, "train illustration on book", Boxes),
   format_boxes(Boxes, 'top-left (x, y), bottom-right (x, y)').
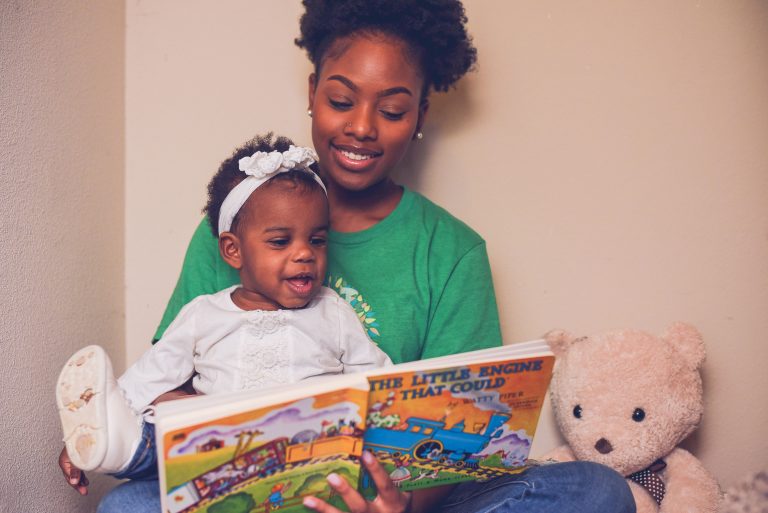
top-left (166, 431), bottom-right (362, 513)
top-left (364, 412), bottom-right (511, 467)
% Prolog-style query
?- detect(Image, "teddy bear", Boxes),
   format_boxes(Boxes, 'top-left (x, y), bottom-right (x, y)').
top-left (543, 322), bottom-right (721, 512)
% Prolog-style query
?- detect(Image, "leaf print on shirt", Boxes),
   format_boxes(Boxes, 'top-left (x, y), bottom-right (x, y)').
top-left (327, 274), bottom-right (381, 340)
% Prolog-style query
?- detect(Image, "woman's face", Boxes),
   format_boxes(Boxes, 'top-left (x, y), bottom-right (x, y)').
top-left (308, 33), bottom-right (428, 194)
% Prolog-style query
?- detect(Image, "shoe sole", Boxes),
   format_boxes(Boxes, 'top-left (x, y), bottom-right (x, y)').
top-left (56, 345), bottom-right (108, 471)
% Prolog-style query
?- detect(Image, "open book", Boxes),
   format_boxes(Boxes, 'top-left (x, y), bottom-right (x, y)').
top-left (155, 340), bottom-right (554, 513)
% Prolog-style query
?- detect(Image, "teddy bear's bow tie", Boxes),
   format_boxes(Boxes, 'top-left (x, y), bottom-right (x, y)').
top-left (628, 459), bottom-right (667, 505)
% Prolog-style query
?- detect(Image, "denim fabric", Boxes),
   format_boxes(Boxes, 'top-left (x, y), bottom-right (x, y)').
top-left (438, 461), bottom-right (636, 513)
top-left (97, 478), bottom-right (162, 513)
top-left (97, 460), bottom-right (635, 513)
top-left (110, 422), bottom-right (158, 481)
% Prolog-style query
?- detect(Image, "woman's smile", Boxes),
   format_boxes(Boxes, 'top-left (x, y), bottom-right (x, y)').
top-left (331, 143), bottom-right (382, 172)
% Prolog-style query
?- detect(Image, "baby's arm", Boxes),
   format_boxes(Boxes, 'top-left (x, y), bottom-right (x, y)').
top-left (119, 298), bottom-right (203, 412)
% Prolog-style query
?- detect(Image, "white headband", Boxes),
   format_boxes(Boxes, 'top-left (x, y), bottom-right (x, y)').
top-left (217, 145), bottom-right (326, 235)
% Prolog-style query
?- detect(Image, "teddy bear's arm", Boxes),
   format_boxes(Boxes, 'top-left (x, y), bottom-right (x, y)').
top-left (629, 480), bottom-right (661, 513)
top-left (659, 448), bottom-right (722, 513)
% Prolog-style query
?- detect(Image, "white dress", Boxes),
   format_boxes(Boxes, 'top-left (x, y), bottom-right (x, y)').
top-left (119, 286), bottom-right (391, 412)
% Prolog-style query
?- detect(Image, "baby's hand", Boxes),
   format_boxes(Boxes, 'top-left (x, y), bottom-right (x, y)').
top-left (59, 447), bottom-right (89, 495)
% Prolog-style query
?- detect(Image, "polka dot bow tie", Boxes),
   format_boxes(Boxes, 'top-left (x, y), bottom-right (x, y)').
top-left (628, 459), bottom-right (667, 505)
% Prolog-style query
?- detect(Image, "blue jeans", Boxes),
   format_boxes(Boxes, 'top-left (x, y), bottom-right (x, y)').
top-left (97, 422), bottom-right (159, 513)
top-left (97, 460), bottom-right (634, 513)
top-left (98, 479), bottom-right (162, 513)
top-left (111, 422), bottom-right (158, 481)
top-left (439, 461), bottom-right (635, 513)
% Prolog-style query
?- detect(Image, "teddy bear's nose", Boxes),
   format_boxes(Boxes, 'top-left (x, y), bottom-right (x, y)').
top-left (595, 438), bottom-right (613, 454)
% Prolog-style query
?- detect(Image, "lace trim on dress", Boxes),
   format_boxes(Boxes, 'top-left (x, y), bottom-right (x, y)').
top-left (236, 310), bottom-right (292, 390)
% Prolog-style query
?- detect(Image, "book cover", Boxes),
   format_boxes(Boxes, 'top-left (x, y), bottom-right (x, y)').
top-left (156, 375), bottom-right (370, 513)
top-left (155, 341), bottom-right (554, 511)
top-left (362, 345), bottom-right (554, 491)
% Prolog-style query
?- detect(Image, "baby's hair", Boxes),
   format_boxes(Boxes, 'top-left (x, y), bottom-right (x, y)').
top-left (295, 0), bottom-right (477, 95)
top-left (204, 133), bottom-right (323, 237)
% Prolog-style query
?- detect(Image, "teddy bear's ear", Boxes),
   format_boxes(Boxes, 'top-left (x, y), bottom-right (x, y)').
top-left (662, 322), bottom-right (706, 370)
top-left (544, 329), bottom-right (578, 357)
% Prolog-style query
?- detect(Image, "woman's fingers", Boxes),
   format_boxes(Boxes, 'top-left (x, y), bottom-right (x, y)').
top-left (59, 447), bottom-right (89, 495)
top-left (303, 496), bottom-right (340, 513)
top-left (303, 453), bottom-right (411, 513)
top-left (362, 452), bottom-right (411, 512)
top-left (78, 474), bottom-right (90, 495)
top-left (327, 472), bottom-right (371, 512)
top-left (302, 472), bottom-right (367, 513)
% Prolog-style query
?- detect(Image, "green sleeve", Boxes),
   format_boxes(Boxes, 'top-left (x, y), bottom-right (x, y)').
top-left (421, 242), bottom-right (502, 359)
top-left (153, 218), bottom-right (239, 341)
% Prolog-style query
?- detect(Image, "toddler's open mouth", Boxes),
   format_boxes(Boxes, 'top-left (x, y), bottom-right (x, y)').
top-left (285, 273), bottom-right (315, 296)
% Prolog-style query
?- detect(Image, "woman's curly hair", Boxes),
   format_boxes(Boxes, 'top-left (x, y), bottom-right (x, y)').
top-left (295, 0), bottom-right (477, 94)
top-left (204, 133), bottom-right (322, 237)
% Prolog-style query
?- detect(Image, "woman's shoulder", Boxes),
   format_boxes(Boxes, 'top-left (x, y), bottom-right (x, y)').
top-left (405, 188), bottom-right (485, 247)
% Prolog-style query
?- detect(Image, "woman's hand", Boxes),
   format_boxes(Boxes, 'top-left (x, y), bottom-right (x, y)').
top-left (59, 447), bottom-right (89, 495)
top-left (150, 388), bottom-right (196, 405)
top-left (302, 451), bottom-right (412, 513)
top-left (151, 378), bottom-right (198, 405)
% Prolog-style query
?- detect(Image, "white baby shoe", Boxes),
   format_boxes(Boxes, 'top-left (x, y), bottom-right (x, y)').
top-left (56, 345), bottom-right (143, 473)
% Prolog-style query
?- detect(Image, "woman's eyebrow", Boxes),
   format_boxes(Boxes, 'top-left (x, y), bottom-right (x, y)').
top-left (327, 75), bottom-right (358, 91)
top-left (327, 75), bottom-right (413, 97)
top-left (377, 86), bottom-right (412, 98)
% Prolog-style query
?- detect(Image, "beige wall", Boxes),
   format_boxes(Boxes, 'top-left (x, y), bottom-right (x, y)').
top-left (6, 1), bottom-right (763, 511)
top-left (0, 1), bottom-right (125, 511)
top-left (121, 0), bottom-right (765, 497)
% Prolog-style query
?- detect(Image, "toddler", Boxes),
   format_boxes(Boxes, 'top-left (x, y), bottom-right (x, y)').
top-left (56, 134), bottom-right (391, 481)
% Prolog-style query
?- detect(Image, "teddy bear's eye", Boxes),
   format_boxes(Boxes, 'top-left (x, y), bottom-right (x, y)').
top-left (632, 408), bottom-right (646, 422)
top-left (573, 405), bottom-right (583, 419)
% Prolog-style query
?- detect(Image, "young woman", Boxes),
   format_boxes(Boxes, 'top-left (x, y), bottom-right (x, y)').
top-left (63, 1), bottom-right (635, 512)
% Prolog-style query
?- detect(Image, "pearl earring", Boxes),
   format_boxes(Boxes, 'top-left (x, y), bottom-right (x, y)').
top-left (307, 109), bottom-right (313, 117)
top-left (416, 131), bottom-right (424, 140)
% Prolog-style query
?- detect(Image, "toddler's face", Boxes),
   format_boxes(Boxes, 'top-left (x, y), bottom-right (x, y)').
top-left (232, 183), bottom-right (328, 310)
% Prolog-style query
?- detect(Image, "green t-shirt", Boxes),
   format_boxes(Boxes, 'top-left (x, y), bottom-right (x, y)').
top-left (154, 187), bottom-right (502, 363)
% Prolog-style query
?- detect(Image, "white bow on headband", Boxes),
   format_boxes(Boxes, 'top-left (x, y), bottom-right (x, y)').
top-left (217, 145), bottom-right (326, 235)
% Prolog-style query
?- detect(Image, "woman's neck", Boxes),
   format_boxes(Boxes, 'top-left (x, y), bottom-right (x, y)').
top-left (327, 179), bottom-right (403, 233)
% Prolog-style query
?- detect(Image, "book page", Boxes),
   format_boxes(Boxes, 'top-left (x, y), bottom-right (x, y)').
top-left (362, 351), bottom-right (554, 492)
top-left (157, 382), bottom-right (369, 513)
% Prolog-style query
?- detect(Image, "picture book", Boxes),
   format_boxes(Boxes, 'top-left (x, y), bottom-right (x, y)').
top-left (361, 340), bottom-right (553, 492)
top-left (155, 340), bottom-right (554, 513)
top-left (155, 374), bottom-right (371, 513)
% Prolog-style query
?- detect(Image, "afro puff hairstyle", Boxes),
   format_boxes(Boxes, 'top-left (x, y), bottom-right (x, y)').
top-left (204, 133), bottom-right (323, 237)
top-left (295, 0), bottom-right (477, 94)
